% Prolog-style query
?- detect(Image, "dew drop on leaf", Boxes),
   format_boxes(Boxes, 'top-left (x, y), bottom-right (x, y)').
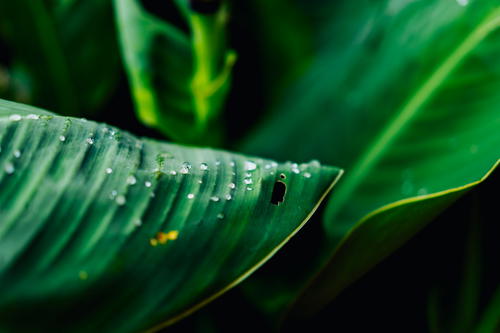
top-left (245, 161), bottom-right (257, 171)
top-left (115, 195), bottom-right (126, 205)
top-left (127, 175), bottom-right (137, 185)
top-left (4, 162), bottom-right (14, 174)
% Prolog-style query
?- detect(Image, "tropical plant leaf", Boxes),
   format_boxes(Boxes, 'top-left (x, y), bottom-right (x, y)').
top-left (0, 98), bottom-right (341, 332)
top-left (290, 162), bottom-right (497, 319)
top-left (0, 0), bottom-right (120, 115)
top-left (114, 0), bottom-right (235, 144)
top-left (240, 0), bottom-right (500, 319)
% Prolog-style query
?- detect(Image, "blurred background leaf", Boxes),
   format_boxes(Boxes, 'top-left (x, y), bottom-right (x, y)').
top-left (240, 0), bottom-right (500, 322)
top-left (114, 0), bottom-right (234, 144)
top-left (0, 0), bottom-right (120, 116)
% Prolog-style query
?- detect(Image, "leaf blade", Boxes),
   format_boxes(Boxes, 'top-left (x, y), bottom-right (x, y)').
top-left (0, 98), bottom-right (341, 332)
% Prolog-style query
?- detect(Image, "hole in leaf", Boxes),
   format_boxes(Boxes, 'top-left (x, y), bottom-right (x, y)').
top-left (280, 173), bottom-right (286, 179)
top-left (271, 181), bottom-right (286, 206)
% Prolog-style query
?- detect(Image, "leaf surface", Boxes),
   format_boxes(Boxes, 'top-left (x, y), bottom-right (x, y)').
top-left (0, 99), bottom-right (341, 332)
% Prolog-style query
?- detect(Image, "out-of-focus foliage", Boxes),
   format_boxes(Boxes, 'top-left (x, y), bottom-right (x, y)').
top-left (241, 0), bottom-right (500, 320)
top-left (114, 0), bottom-right (235, 144)
top-left (0, 0), bottom-right (120, 115)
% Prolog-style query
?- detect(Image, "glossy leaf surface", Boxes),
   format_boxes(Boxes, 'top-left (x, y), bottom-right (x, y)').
top-left (0, 99), bottom-right (341, 332)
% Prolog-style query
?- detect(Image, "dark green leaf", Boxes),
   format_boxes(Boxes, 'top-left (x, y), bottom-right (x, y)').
top-left (0, 0), bottom-right (120, 115)
top-left (241, 0), bottom-right (500, 318)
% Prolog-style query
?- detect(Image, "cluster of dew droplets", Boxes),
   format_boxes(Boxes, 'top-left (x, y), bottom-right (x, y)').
top-left (243, 160), bottom-right (258, 191)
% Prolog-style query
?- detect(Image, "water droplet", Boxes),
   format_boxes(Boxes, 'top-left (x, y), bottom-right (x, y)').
top-left (215, 160), bottom-right (221, 166)
top-left (86, 137), bottom-right (94, 145)
top-left (265, 164), bottom-right (272, 169)
top-left (418, 188), bottom-right (428, 196)
top-left (229, 161), bottom-right (235, 167)
top-left (110, 190), bottom-right (118, 198)
top-left (244, 173), bottom-right (252, 178)
top-left (9, 114), bottom-right (22, 121)
top-left (245, 161), bottom-right (257, 171)
top-left (271, 162), bottom-right (278, 167)
top-left (217, 213), bottom-right (225, 220)
top-left (59, 135), bottom-right (66, 142)
top-left (292, 168), bottom-right (300, 174)
top-left (225, 194), bottom-right (232, 200)
top-left (116, 195), bottom-right (126, 205)
top-left (303, 172), bottom-right (312, 178)
top-left (105, 168), bottom-right (113, 174)
top-left (244, 178), bottom-right (253, 185)
top-left (210, 196), bottom-right (220, 202)
top-left (456, 0), bottom-right (469, 6)
top-left (170, 170), bottom-right (177, 175)
top-left (127, 175), bottom-right (137, 185)
top-left (246, 187), bottom-right (253, 191)
top-left (134, 219), bottom-right (142, 227)
top-left (13, 150), bottom-right (21, 158)
top-left (228, 183), bottom-right (236, 189)
top-left (4, 162), bottom-right (14, 174)
top-left (145, 181), bottom-right (152, 188)
top-left (180, 162), bottom-right (191, 174)
top-left (26, 114), bottom-right (39, 120)
top-left (198, 180), bottom-right (202, 184)
top-left (187, 193), bottom-right (195, 199)
top-left (200, 163), bottom-right (209, 171)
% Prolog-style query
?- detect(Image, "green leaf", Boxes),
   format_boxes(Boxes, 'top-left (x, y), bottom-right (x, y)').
top-left (114, 0), bottom-right (235, 143)
top-left (0, 98), bottom-right (341, 332)
top-left (0, 0), bottom-right (120, 115)
top-left (241, 0), bottom-right (500, 318)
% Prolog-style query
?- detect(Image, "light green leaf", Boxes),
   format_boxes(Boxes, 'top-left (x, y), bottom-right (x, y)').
top-left (114, 0), bottom-right (235, 143)
top-left (241, 0), bottom-right (500, 318)
top-left (0, 98), bottom-right (341, 332)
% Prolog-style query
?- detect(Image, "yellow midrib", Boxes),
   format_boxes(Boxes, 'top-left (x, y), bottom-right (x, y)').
top-left (325, 7), bottom-right (500, 231)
